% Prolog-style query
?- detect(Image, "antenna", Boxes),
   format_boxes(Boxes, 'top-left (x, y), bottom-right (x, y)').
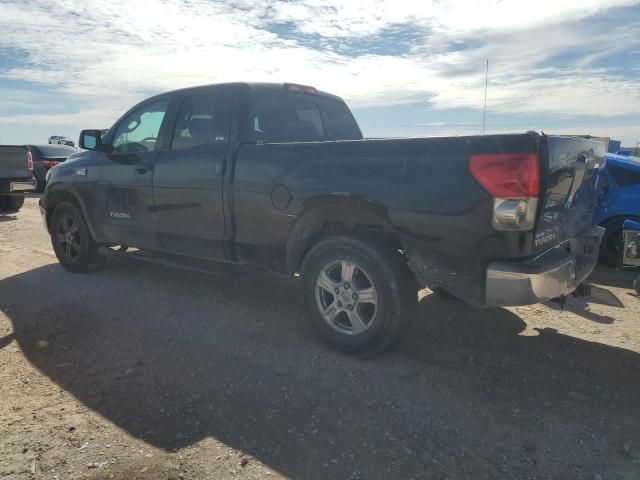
top-left (482, 59), bottom-right (489, 135)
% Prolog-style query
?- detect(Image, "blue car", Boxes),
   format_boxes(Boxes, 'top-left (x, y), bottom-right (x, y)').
top-left (593, 153), bottom-right (640, 265)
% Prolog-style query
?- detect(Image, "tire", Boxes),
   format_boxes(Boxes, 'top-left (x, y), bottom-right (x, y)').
top-left (0, 195), bottom-right (25, 212)
top-left (50, 202), bottom-right (105, 273)
top-left (300, 234), bottom-right (417, 355)
top-left (35, 174), bottom-right (46, 193)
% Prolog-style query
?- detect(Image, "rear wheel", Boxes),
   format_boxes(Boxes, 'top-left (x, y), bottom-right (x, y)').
top-left (50, 202), bottom-right (105, 273)
top-left (0, 195), bottom-right (25, 212)
top-left (300, 235), bottom-right (417, 355)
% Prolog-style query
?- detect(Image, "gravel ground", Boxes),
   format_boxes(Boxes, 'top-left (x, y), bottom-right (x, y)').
top-left (1, 196), bottom-right (640, 480)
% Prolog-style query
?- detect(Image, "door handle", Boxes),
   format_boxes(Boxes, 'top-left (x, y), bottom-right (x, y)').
top-left (214, 160), bottom-right (226, 176)
top-left (135, 163), bottom-right (154, 174)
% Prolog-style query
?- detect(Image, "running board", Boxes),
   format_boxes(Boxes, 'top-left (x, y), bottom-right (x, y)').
top-left (98, 247), bottom-right (251, 276)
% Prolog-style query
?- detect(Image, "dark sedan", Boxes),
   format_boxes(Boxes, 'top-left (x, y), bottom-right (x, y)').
top-left (28, 144), bottom-right (78, 192)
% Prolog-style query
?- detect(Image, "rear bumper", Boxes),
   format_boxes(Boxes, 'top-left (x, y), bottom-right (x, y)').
top-left (0, 179), bottom-right (36, 194)
top-left (485, 225), bottom-right (605, 307)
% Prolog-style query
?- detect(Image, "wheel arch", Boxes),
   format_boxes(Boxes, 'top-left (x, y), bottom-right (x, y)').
top-left (285, 195), bottom-right (402, 274)
top-left (599, 214), bottom-right (640, 229)
top-left (43, 188), bottom-right (98, 239)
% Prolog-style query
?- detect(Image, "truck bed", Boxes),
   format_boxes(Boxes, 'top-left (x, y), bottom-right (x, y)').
top-left (232, 132), bottom-right (604, 304)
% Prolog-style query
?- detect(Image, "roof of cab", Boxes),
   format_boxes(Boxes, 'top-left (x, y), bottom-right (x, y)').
top-left (144, 82), bottom-right (345, 104)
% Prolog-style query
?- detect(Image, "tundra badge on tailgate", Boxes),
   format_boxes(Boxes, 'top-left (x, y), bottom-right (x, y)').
top-left (534, 230), bottom-right (556, 247)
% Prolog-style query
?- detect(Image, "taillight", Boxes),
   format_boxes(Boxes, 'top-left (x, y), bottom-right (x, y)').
top-left (469, 153), bottom-right (540, 231)
top-left (27, 151), bottom-right (33, 170)
top-left (42, 160), bottom-right (59, 169)
top-left (469, 153), bottom-right (539, 197)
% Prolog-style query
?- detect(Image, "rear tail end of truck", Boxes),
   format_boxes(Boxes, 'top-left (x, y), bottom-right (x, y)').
top-left (0, 145), bottom-right (35, 212)
top-left (473, 134), bottom-right (606, 306)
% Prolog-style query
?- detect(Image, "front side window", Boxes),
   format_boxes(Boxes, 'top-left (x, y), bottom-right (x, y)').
top-left (170, 93), bottom-right (231, 150)
top-left (112, 99), bottom-right (170, 154)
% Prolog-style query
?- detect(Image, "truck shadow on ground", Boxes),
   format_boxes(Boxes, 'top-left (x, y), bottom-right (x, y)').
top-left (2, 262), bottom-right (640, 479)
top-left (590, 266), bottom-right (640, 290)
top-left (0, 332), bottom-right (15, 349)
top-left (541, 286), bottom-right (621, 325)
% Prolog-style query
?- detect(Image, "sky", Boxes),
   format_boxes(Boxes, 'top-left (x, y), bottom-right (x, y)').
top-left (0, 0), bottom-right (639, 146)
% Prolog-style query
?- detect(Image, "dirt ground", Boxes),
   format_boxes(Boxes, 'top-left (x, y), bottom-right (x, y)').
top-left (1, 196), bottom-right (640, 480)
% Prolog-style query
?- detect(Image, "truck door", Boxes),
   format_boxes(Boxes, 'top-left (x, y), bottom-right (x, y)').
top-left (153, 88), bottom-right (232, 260)
top-left (85, 98), bottom-right (171, 249)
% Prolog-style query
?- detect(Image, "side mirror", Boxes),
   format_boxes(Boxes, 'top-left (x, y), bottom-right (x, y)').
top-left (79, 129), bottom-right (106, 151)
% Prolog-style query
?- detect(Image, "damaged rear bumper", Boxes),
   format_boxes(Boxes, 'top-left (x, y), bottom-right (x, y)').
top-left (485, 225), bottom-right (605, 307)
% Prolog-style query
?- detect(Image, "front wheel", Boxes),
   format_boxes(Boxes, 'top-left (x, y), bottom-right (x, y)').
top-left (300, 235), bottom-right (417, 355)
top-left (50, 202), bottom-right (105, 273)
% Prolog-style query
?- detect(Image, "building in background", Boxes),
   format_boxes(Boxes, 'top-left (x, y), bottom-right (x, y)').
top-left (582, 136), bottom-right (623, 154)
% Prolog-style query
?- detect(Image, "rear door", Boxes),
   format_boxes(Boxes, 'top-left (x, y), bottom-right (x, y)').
top-left (153, 87), bottom-right (232, 260)
top-left (533, 136), bottom-right (605, 253)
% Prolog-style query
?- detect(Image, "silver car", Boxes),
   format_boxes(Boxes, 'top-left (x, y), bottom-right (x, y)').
top-left (48, 136), bottom-right (75, 147)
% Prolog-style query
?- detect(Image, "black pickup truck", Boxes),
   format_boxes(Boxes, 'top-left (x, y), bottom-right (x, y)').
top-left (1, 145), bottom-right (36, 212)
top-left (40, 82), bottom-right (605, 354)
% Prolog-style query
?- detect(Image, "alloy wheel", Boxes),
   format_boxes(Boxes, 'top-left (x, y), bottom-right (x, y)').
top-left (315, 260), bottom-right (379, 335)
top-left (55, 215), bottom-right (81, 261)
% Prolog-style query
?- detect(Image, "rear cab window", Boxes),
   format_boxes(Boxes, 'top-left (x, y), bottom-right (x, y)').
top-left (250, 87), bottom-right (362, 143)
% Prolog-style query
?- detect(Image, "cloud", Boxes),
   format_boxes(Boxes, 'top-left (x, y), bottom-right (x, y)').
top-left (0, 0), bottom-right (639, 136)
top-left (262, 0), bottom-right (638, 38)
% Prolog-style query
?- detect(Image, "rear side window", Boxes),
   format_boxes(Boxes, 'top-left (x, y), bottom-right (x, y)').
top-left (171, 93), bottom-right (231, 150)
top-left (253, 99), bottom-right (324, 143)
top-left (251, 93), bottom-right (361, 143)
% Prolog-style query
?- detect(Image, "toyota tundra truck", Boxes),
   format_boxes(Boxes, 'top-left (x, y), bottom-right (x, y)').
top-left (39, 82), bottom-right (605, 354)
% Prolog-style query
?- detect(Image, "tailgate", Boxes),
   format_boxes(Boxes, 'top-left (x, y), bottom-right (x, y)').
top-left (0, 145), bottom-right (30, 179)
top-left (533, 136), bottom-right (605, 253)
